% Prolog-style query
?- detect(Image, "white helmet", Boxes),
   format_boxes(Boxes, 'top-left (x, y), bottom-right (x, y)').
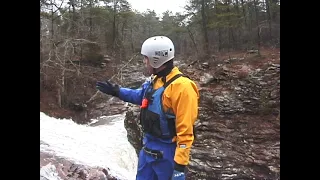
top-left (141, 36), bottom-right (175, 68)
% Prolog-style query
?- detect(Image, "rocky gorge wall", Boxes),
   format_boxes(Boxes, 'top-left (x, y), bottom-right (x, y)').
top-left (40, 50), bottom-right (279, 180)
top-left (124, 51), bottom-right (280, 180)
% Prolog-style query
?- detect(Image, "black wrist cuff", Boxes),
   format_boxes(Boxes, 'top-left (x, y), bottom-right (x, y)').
top-left (174, 162), bottom-right (186, 172)
top-left (113, 85), bottom-right (120, 97)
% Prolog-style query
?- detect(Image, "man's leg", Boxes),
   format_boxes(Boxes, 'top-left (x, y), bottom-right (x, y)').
top-left (136, 149), bottom-right (157, 180)
top-left (152, 144), bottom-right (175, 180)
top-left (152, 159), bottom-right (174, 180)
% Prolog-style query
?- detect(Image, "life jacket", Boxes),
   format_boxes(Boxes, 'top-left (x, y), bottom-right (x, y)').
top-left (139, 73), bottom-right (186, 139)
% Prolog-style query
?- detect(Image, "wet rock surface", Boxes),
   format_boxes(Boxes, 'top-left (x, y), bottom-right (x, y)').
top-left (89, 97), bottom-right (129, 118)
top-left (123, 54), bottom-right (280, 179)
top-left (40, 152), bottom-right (118, 180)
top-left (124, 105), bottom-right (143, 156)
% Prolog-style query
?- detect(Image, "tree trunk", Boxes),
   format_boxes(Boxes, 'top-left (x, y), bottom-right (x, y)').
top-left (69, 0), bottom-right (77, 54)
top-left (226, 0), bottom-right (234, 50)
top-left (112, 0), bottom-right (117, 50)
top-left (130, 27), bottom-right (134, 53)
top-left (253, 0), bottom-right (261, 55)
top-left (265, 0), bottom-right (272, 41)
top-left (271, 0), bottom-right (278, 22)
top-left (89, 0), bottom-right (93, 39)
top-left (235, 0), bottom-right (242, 48)
top-left (186, 26), bottom-right (199, 55)
top-left (51, 0), bottom-right (54, 50)
top-left (215, 0), bottom-right (222, 52)
top-left (201, 0), bottom-right (209, 58)
top-left (240, 0), bottom-right (247, 27)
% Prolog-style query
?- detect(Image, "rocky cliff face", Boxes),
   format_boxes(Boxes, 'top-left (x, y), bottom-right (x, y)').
top-left (124, 51), bottom-right (280, 179)
top-left (87, 62), bottom-right (147, 120)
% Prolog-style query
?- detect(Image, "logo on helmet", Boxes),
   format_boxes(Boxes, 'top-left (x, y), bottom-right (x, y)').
top-left (155, 50), bottom-right (168, 57)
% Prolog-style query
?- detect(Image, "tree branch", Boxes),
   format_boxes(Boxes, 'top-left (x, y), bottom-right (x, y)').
top-left (85, 53), bottom-right (138, 104)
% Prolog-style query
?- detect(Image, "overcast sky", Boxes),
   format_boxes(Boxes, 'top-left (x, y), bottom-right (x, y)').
top-left (43, 0), bottom-right (189, 18)
top-left (127, 0), bottom-right (188, 16)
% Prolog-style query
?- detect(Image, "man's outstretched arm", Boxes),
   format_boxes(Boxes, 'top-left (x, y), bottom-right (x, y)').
top-left (96, 80), bottom-right (150, 105)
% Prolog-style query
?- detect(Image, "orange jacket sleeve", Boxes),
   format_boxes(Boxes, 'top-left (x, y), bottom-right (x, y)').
top-left (163, 78), bottom-right (199, 166)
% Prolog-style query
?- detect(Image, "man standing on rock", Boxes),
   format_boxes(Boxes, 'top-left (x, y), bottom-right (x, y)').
top-left (96, 36), bottom-right (199, 180)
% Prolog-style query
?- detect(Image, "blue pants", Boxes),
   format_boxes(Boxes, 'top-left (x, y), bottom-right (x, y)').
top-left (136, 136), bottom-right (176, 180)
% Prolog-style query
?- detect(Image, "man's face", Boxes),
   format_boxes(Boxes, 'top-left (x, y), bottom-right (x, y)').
top-left (143, 56), bottom-right (154, 76)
